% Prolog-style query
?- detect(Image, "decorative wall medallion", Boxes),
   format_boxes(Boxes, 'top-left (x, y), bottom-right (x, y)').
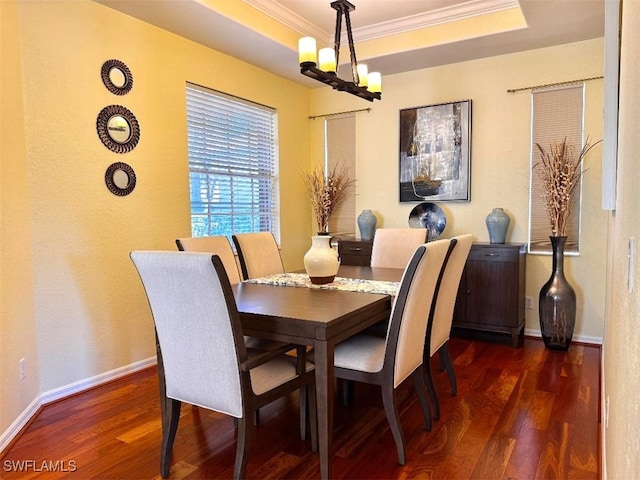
top-left (96, 105), bottom-right (140, 153)
top-left (105, 162), bottom-right (136, 196)
top-left (101, 59), bottom-right (133, 95)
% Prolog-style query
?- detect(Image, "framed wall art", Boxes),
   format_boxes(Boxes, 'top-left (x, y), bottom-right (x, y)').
top-left (399, 99), bottom-right (471, 202)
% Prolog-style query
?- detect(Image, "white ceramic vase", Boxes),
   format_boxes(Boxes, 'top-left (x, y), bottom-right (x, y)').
top-left (304, 235), bottom-right (340, 285)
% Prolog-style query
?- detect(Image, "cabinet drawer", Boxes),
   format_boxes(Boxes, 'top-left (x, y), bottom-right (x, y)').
top-left (338, 240), bottom-right (372, 266)
top-left (339, 241), bottom-right (372, 257)
top-left (467, 244), bottom-right (522, 263)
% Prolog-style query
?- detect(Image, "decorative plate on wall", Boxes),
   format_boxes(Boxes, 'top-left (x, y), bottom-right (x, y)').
top-left (101, 59), bottom-right (133, 95)
top-left (105, 162), bottom-right (136, 196)
top-left (408, 202), bottom-right (447, 241)
top-left (96, 105), bottom-right (140, 154)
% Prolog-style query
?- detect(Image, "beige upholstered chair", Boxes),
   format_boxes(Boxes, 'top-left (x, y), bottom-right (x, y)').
top-left (424, 234), bottom-right (473, 420)
top-left (176, 236), bottom-right (242, 283)
top-left (370, 228), bottom-right (429, 269)
top-left (232, 232), bottom-right (285, 279)
top-left (332, 239), bottom-right (451, 465)
top-left (130, 251), bottom-right (316, 480)
top-left (176, 236), bottom-right (291, 350)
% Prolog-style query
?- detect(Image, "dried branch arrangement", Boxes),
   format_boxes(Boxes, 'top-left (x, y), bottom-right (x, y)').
top-left (302, 163), bottom-right (356, 235)
top-left (534, 137), bottom-right (601, 236)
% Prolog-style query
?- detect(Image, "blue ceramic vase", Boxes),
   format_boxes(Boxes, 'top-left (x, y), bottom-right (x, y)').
top-left (357, 209), bottom-right (377, 241)
top-left (486, 208), bottom-right (510, 244)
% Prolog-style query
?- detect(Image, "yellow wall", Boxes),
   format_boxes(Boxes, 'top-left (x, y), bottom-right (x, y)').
top-left (0, 0), bottom-right (41, 441)
top-left (1, 0), bottom-right (311, 440)
top-left (602, 0), bottom-right (640, 477)
top-left (1, 0), bottom-right (613, 455)
top-left (310, 38), bottom-right (606, 342)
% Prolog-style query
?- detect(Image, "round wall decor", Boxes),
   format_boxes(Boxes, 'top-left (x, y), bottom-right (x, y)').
top-left (96, 105), bottom-right (140, 153)
top-left (105, 162), bottom-right (136, 196)
top-left (101, 59), bottom-right (133, 95)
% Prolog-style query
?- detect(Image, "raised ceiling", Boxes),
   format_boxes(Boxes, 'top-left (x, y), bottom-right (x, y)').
top-left (95, 0), bottom-right (604, 87)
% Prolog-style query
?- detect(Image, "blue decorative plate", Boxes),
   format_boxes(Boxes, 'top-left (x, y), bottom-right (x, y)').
top-left (408, 202), bottom-right (446, 241)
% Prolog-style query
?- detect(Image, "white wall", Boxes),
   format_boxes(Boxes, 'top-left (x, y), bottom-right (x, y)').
top-left (602, 0), bottom-right (640, 477)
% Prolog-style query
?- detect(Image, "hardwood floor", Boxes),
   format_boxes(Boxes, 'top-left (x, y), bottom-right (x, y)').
top-left (1, 337), bottom-right (600, 479)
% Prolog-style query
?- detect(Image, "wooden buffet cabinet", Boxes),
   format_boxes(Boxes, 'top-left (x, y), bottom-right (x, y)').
top-left (337, 239), bottom-right (372, 266)
top-left (337, 239), bottom-right (527, 347)
top-left (452, 243), bottom-right (527, 347)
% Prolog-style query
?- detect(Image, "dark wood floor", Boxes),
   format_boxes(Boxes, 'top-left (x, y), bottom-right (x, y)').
top-left (1, 336), bottom-right (600, 479)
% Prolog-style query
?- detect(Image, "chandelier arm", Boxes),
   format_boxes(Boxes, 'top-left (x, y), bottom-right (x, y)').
top-left (333, 7), bottom-right (342, 74)
top-left (343, 8), bottom-right (360, 85)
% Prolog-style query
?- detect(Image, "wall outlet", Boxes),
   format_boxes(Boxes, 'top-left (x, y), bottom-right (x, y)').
top-left (525, 296), bottom-right (534, 309)
top-left (19, 357), bottom-right (26, 380)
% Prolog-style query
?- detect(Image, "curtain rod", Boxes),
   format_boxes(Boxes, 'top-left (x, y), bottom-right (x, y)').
top-left (308, 108), bottom-right (371, 120)
top-left (507, 76), bottom-right (603, 93)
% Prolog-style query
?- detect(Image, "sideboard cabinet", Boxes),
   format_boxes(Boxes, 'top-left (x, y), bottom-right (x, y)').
top-left (452, 243), bottom-right (526, 347)
top-left (337, 239), bottom-right (372, 266)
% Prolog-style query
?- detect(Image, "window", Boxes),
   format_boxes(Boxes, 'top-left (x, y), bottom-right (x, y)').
top-left (529, 84), bottom-right (584, 254)
top-left (186, 84), bottom-right (279, 241)
top-left (326, 114), bottom-right (356, 235)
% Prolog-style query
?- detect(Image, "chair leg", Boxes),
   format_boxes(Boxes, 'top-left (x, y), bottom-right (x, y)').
top-left (439, 342), bottom-right (457, 395)
top-left (412, 367), bottom-right (432, 431)
top-left (160, 398), bottom-right (181, 478)
top-left (308, 382), bottom-right (318, 453)
top-left (424, 357), bottom-right (440, 421)
top-left (299, 386), bottom-right (307, 440)
top-left (233, 415), bottom-right (253, 480)
top-left (342, 379), bottom-right (355, 406)
top-left (381, 384), bottom-right (406, 465)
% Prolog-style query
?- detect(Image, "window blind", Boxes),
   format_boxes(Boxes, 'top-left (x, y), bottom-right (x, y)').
top-left (326, 114), bottom-right (356, 236)
top-left (186, 83), bottom-right (279, 241)
top-left (529, 84), bottom-right (584, 254)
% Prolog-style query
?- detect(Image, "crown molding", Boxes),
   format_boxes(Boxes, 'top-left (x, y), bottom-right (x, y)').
top-left (353, 0), bottom-right (521, 42)
top-left (243, 0), bottom-right (329, 41)
top-left (243, 0), bottom-right (521, 44)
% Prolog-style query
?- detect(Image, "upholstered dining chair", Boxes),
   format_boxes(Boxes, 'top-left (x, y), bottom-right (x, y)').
top-left (176, 236), bottom-right (242, 283)
top-left (423, 233), bottom-right (473, 420)
top-left (232, 232), bottom-right (285, 279)
top-left (176, 236), bottom-right (293, 350)
top-left (332, 239), bottom-right (451, 465)
top-left (370, 228), bottom-right (429, 269)
top-left (176, 235), bottom-right (298, 428)
top-left (130, 251), bottom-right (316, 480)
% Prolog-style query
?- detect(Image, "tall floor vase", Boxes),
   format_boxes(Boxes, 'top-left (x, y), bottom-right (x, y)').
top-left (538, 236), bottom-right (576, 350)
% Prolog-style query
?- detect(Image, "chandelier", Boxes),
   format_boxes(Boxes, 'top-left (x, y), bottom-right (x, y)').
top-left (298, 0), bottom-right (382, 102)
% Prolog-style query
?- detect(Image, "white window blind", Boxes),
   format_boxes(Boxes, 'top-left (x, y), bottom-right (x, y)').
top-left (326, 115), bottom-right (356, 236)
top-left (186, 83), bottom-right (279, 241)
top-left (529, 84), bottom-right (584, 254)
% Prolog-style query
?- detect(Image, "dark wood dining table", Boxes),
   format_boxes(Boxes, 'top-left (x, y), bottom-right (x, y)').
top-left (232, 265), bottom-right (404, 479)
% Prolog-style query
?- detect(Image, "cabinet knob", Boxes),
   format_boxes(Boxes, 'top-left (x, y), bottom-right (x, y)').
top-left (350, 248), bottom-right (362, 252)
top-left (485, 253), bottom-right (500, 257)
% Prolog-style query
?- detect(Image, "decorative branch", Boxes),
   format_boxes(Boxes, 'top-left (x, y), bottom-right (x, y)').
top-left (302, 163), bottom-right (356, 235)
top-left (533, 137), bottom-right (601, 237)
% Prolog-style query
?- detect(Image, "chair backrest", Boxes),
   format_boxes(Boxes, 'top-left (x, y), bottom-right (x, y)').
top-left (232, 232), bottom-right (285, 279)
top-left (176, 236), bottom-right (242, 284)
top-left (429, 234), bottom-right (473, 355)
top-left (370, 228), bottom-right (429, 269)
top-left (130, 251), bottom-right (246, 417)
top-left (382, 239), bottom-right (451, 387)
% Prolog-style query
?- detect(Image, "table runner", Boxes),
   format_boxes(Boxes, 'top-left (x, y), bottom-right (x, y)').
top-left (245, 272), bottom-right (399, 297)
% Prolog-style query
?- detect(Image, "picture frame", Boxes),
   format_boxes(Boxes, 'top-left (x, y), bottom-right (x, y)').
top-left (399, 99), bottom-right (471, 202)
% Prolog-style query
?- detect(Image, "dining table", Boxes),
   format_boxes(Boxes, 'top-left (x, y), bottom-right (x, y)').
top-left (232, 264), bottom-right (404, 479)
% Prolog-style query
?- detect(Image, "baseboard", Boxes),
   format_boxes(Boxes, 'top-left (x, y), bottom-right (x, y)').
top-left (0, 396), bottom-right (41, 455)
top-left (40, 356), bottom-right (156, 405)
top-left (0, 356), bottom-right (156, 455)
top-left (524, 328), bottom-right (603, 345)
